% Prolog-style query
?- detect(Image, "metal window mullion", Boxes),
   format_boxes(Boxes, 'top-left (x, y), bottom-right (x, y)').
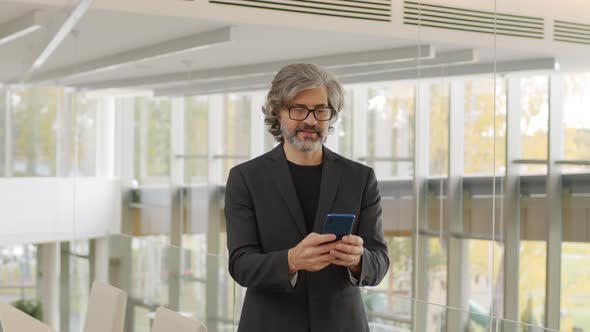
top-left (208, 94), bottom-right (223, 185)
top-left (96, 97), bottom-right (116, 177)
top-left (59, 242), bottom-right (70, 332)
top-left (57, 90), bottom-right (73, 177)
top-left (412, 81), bottom-right (430, 332)
top-left (352, 86), bottom-right (368, 162)
top-left (446, 79), bottom-right (467, 331)
top-left (250, 92), bottom-right (265, 158)
top-left (4, 88), bottom-right (11, 176)
top-left (168, 97), bottom-right (185, 311)
top-left (545, 73), bottom-right (564, 330)
top-left (501, 77), bottom-right (522, 331)
top-left (139, 100), bottom-right (149, 180)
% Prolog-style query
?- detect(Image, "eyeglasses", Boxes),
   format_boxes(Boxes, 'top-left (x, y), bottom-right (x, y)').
top-left (287, 105), bottom-right (334, 121)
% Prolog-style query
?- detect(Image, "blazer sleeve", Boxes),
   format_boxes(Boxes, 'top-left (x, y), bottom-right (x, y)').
top-left (225, 166), bottom-right (293, 290)
top-left (356, 168), bottom-right (390, 287)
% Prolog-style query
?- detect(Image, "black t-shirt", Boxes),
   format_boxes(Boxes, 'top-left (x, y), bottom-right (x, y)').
top-left (287, 160), bottom-right (323, 233)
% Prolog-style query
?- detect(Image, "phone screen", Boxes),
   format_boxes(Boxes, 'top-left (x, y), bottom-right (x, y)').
top-left (322, 213), bottom-right (356, 240)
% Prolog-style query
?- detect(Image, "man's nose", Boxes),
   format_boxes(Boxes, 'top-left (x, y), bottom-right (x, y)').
top-left (303, 111), bottom-right (318, 126)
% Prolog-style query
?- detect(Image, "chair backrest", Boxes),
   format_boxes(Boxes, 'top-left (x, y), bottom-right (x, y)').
top-left (151, 307), bottom-right (207, 332)
top-left (83, 281), bottom-right (128, 332)
top-left (0, 302), bottom-right (55, 332)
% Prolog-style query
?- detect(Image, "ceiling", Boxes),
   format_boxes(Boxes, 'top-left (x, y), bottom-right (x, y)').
top-left (0, 0), bottom-right (588, 91)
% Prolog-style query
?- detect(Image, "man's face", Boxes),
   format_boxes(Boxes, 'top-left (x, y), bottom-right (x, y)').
top-left (278, 86), bottom-right (331, 152)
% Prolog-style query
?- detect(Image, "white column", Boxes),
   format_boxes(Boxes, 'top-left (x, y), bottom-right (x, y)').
top-left (446, 79), bottom-right (468, 332)
top-left (545, 73), bottom-right (564, 330)
top-left (37, 243), bottom-right (60, 330)
top-left (412, 81), bottom-right (430, 332)
top-left (250, 92), bottom-right (265, 158)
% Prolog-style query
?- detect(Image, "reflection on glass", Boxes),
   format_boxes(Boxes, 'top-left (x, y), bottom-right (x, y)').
top-left (466, 239), bottom-right (503, 330)
top-left (134, 97), bottom-right (171, 183)
top-left (222, 94), bottom-right (251, 182)
top-left (367, 84), bottom-right (415, 179)
top-left (0, 89), bottom-right (5, 176)
top-left (69, 240), bottom-right (90, 332)
top-left (10, 87), bottom-right (62, 177)
top-left (185, 96), bottom-right (208, 183)
top-left (332, 89), bottom-right (353, 158)
top-left (0, 244), bottom-right (36, 303)
top-left (427, 236), bottom-right (447, 329)
top-left (70, 93), bottom-right (97, 177)
top-left (520, 76), bottom-right (549, 174)
top-left (519, 241), bottom-right (547, 328)
top-left (563, 73), bottom-right (590, 174)
top-left (430, 82), bottom-right (449, 177)
top-left (464, 79), bottom-right (507, 175)
top-left (561, 242), bottom-right (590, 332)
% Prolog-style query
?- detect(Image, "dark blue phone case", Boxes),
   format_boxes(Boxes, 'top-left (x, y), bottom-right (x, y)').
top-left (322, 213), bottom-right (356, 240)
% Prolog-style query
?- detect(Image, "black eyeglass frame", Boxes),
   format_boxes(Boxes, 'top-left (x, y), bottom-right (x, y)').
top-left (286, 105), bottom-right (335, 121)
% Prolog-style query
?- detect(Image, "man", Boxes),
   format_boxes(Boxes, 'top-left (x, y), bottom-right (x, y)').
top-left (225, 63), bottom-right (389, 332)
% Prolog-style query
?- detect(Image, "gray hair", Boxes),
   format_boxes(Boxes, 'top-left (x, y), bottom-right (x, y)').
top-left (262, 63), bottom-right (345, 142)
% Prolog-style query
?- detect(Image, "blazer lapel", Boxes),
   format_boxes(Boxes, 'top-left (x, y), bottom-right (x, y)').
top-left (313, 147), bottom-right (343, 234)
top-left (267, 144), bottom-right (308, 238)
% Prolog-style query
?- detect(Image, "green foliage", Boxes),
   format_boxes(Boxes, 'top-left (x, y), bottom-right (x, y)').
top-left (11, 298), bottom-right (43, 321)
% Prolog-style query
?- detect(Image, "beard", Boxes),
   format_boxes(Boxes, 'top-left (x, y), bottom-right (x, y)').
top-left (281, 122), bottom-right (326, 152)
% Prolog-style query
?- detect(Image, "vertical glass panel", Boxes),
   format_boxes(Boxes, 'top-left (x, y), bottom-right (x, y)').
top-left (426, 236), bottom-right (447, 328)
top-left (69, 241), bottom-right (90, 332)
top-left (134, 97), bottom-right (171, 183)
top-left (561, 242), bottom-right (590, 332)
top-left (366, 84), bottom-right (415, 179)
top-left (0, 88), bottom-right (5, 176)
top-left (429, 82), bottom-right (449, 177)
top-left (334, 89), bottom-right (353, 158)
top-left (185, 96), bottom-right (208, 184)
top-left (0, 244), bottom-right (37, 303)
top-left (519, 241), bottom-right (547, 327)
top-left (466, 239), bottom-right (503, 329)
top-left (464, 79), bottom-right (507, 175)
top-left (11, 87), bottom-right (62, 177)
top-left (563, 73), bottom-right (590, 174)
top-left (520, 75), bottom-right (549, 174)
top-left (71, 93), bottom-right (97, 176)
top-left (221, 94), bottom-right (251, 182)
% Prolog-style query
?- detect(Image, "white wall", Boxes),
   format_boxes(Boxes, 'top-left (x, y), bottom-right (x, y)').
top-left (0, 178), bottom-right (120, 245)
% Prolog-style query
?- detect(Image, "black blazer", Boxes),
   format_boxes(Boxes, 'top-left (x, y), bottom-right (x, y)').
top-left (225, 144), bottom-right (389, 332)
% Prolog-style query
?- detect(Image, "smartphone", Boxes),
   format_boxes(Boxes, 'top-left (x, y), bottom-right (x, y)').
top-left (322, 213), bottom-right (356, 240)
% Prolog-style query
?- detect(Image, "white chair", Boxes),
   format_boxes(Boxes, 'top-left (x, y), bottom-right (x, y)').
top-left (0, 302), bottom-right (55, 332)
top-left (152, 307), bottom-right (207, 332)
top-left (83, 281), bottom-right (128, 332)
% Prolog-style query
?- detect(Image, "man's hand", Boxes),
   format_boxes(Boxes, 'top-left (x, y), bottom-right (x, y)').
top-left (288, 233), bottom-right (339, 273)
top-left (330, 235), bottom-right (364, 276)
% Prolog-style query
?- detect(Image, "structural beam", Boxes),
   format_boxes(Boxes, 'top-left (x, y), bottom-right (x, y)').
top-left (0, 11), bottom-right (42, 46)
top-left (154, 56), bottom-right (554, 97)
top-left (78, 45), bottom-right (434, 89)
top-left (27, 0), bottom-right (94, 76)
top-left (31, 27), bottom-right (233, 83)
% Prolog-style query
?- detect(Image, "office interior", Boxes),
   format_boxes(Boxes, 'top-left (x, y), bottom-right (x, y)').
top-left (0, 0), bottom-right (589, 331)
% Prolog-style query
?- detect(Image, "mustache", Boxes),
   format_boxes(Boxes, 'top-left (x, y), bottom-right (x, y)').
top-left (295, 125), bottom-right (321, 133)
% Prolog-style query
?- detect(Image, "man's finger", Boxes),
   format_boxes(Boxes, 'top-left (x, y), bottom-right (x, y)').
top-left (342, 235), bottom-right (363, 246)
top-left (329, 249), bottom-right (356, 263)
top-left (335, 243), bottom-right (363, 256)
top-left (306, 233), bottom-right (337, 246)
